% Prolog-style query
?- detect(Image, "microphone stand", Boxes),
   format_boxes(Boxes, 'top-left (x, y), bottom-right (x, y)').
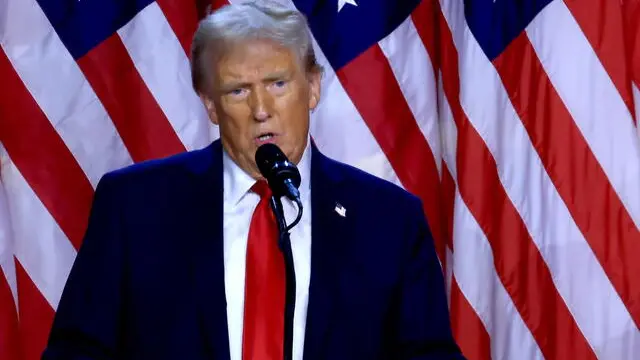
top-left (269, 196), bottom-right (299, 360)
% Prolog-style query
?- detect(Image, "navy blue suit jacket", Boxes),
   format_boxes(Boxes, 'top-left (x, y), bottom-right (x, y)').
top-left (43, 140), bottom-right (464, 359)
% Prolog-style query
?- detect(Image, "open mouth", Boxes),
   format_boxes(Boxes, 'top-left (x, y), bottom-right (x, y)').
top-left (257, 133), bottom-right (275, 141)
top-left (255, 132), bottom-right (277, 145)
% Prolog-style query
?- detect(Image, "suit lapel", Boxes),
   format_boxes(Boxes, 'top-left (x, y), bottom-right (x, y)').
top-left (303, 145), bottom-right (353, 360)
top-left (183, 141), bottom-right (351, 359)
top-left (186, 140), bottom-right (231, 360)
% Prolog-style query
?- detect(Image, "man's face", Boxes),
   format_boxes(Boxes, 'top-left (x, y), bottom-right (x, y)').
top-left (202, 39), bottom-right (321, 179)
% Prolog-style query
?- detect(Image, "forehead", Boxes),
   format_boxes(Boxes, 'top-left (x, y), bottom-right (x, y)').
top-left (214, 39), bottom-right (301, 81)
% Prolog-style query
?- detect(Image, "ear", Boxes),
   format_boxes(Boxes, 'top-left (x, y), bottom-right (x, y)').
top-left (199, 93), bottom-right (219, 125)
top-left (307, 70), bottom-right (322, 111)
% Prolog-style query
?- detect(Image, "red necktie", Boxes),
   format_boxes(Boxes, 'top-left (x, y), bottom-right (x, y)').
top-left (242, 180), bottom-right (285, 360)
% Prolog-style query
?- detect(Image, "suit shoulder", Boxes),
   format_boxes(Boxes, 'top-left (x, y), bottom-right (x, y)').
top-left (99, 144), bottom-right (215, 188)
top-left (324, 156), bottom-right (422, 211)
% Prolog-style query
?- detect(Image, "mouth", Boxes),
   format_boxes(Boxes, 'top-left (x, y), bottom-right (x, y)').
top-left (255, 132), bottom-right (278, 145)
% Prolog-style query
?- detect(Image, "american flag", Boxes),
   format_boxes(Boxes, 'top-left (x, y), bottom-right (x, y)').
top-left (1, 0), bottom-right (639, 359)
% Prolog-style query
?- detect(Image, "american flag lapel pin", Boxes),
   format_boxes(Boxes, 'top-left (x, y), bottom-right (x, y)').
top-left (334, 203), bottom-right (346, 217)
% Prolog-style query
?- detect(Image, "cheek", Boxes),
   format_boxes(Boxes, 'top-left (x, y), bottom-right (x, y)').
top-left (277, 91), bottom-right (308, 120)
top-left (279, 104), bottom-right (310, 148)
top-left (220, 103), bottom-right (251, 128)
top-left (219, 105), bottom-right (256, 144)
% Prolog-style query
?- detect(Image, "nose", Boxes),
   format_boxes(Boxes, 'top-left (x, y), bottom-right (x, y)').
top-left (249, 86), bottom-right (273, 122)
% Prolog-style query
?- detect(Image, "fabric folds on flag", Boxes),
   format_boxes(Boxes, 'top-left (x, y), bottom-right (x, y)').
top-left (0, 0), bottom-right (638, 359)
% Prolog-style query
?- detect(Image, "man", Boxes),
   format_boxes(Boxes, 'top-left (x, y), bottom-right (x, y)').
top-left (43, 2), bottom-right (464, 359)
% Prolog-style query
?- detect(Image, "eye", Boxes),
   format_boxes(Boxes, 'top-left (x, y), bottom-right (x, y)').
top-left (269, 80), bottom-right (288, 94)
top-left (227, 88), bottom-right (249, 100)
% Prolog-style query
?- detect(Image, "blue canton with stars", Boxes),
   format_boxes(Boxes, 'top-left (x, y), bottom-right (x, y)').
top-left (292, 0), bottom-right (421, 71)
top-left (35, 0), bottom-right (555, 67)
top-left (463, 0), bottom-right (555, 61)
top-left (294, 0), bottom-right (556, 67)
top-left (36, 0), bottom-right (154, 59)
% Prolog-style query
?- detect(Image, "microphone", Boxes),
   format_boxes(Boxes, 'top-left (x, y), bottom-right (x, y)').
top-left (255, 143), bottom-right (300, 360)
top-left (255, 143), bottom-right (302, 203)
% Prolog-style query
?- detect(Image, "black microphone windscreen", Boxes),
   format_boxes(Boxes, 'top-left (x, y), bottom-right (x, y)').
top-left (255, 143), bottom-right (287, 178)
top-left (255, 143), bottom-right (301, 199)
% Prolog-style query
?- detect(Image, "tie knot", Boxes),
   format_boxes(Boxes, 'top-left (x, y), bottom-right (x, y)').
top-left (251, 180), bottom-right (272, 199)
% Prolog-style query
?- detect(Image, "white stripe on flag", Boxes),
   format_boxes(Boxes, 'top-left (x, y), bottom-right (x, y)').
top-left (439, 75), bottom-right (455, 300)
top-left (444, 247), bottom-right (453, 306)
top-left (527, 0), bottom-right (640, 229)
top-left (307, 40), bottom-right (403, 188)
top-left (378, 16), bottom-right (442, 178)
top-left (634, 83), bottom-right (640, 139)
top-left (272, 0), bottom-right (403, 187)
top-left (438, 1), bottom-right (639, 358)
top-left (0, 175), bottom-right (17, 305)
top-left (452, 190), bottom-right (545, 360)
top-left (438, 85), bottom-right (543, 360)
top-left (0, 154), bottom-right (77, 310)
top-left (0, 0), bottom-right (133, 188)
top-left (438, 72), bottom-right (458, 181)
top-left (118, 2), bottom-right (217, 151)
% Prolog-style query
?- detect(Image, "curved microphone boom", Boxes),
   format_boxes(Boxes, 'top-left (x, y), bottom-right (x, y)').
top-left (255, 143), bottom-right (303, 232)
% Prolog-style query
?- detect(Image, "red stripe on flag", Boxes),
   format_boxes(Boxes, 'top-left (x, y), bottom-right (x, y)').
top-left (564, 0), bottom-right (637, 123)
top-left (416, 3), bottom-right (598, 359)
top-left (210, 0), bottom-right (229, 11)
top-left (493, 32), bottom-right (640, 329)
top-left (0, 49), bottom-right (94, 250)
top-left (0, 267), bottom-right (21, 360)
top-left (413, 3), bottom-right (492, 358)
top-left (16, 260), bottom-right (55, 360)
top-left (413, 2), bottom-right (492, 358)
top-left (335, 46), bottom-right (447, 268)
top-left (623, 0), bottom-right (640, 90)
top-left (452, 83), bottom-right (596, 360)
top-left (157, 0), bottom-right (228, 57)
top-left (156, 0), bottom-right (200, 55)
top-left (410, 5), bottom-right (439, 81)
top-left (450, 277), bottom-right (491, 360)
top-left (441, 164), bottom-right (455, 251)
top-left (77, 34), bottom-right (186, 163)
top-left (444, 163), bottom-right (492, 360)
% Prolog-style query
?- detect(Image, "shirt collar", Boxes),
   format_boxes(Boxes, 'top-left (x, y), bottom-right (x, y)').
top-left (223, 137), bottom-right (312, 206)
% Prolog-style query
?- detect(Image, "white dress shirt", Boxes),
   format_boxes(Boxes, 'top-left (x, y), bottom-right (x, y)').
top-left (222, 141), bottom-right (312, 360)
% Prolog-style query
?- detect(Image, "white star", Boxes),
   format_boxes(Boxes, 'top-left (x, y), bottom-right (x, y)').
top-left (338, 0), bottom-right (358, 12)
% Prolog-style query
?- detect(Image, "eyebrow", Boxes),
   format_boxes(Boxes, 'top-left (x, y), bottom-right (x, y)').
top-left (261, 70), bottom-right (290, 82)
